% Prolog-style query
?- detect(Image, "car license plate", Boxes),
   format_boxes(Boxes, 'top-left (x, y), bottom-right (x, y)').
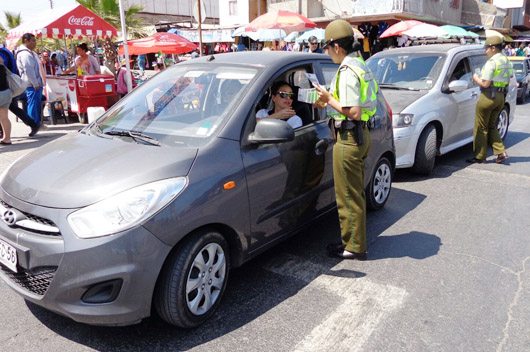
top-left (0, 238), bottom-right (17, 273)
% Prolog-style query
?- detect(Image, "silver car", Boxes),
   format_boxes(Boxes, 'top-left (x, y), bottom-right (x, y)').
top-left (367, 43), bottom-right (516, 174)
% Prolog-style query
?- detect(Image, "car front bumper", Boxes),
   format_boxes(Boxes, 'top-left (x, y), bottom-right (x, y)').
top-left (393, 126), bottom-right (418, 168)
top-left (0, 190), bottom-right (172, 326)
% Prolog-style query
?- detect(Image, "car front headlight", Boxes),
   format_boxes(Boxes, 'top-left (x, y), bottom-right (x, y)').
top-left (393, 113), bottom-right (414, 128)
top-left (68, 177), bottom-right (187, 239)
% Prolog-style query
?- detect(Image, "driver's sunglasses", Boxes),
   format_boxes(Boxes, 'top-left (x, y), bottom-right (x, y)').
top-left (276, 91), bottom-right (294, 99)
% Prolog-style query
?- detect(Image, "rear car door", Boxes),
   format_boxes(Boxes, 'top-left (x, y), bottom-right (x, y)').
top-left (240, 62), bottom-right (335, 253)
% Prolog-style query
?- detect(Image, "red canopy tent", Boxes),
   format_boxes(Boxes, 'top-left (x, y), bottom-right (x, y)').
top-left (6, 4), bottom-right (119, 49)
top-left (118, 32), bottom-right (197, 55)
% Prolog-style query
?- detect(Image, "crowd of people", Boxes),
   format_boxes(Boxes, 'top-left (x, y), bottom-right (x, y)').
top-left (503, 42), bottom-right (530, 57)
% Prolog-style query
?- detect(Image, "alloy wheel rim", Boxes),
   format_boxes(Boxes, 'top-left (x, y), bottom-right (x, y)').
top-left (373, 163), bottom-right (391, 204)
top-left (186, 243), bottom-right (226, 316)
top-left (497, 110), bottom-right (508, 138)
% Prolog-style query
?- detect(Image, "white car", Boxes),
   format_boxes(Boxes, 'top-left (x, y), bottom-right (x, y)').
top-left (367, 43), bottom-right (516, 174)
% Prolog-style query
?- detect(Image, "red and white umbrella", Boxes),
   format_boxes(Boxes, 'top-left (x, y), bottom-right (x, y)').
top-left (245, 10), bottom-right (317, 34)
top-left (118, 32), bottom-right (197, 55)
top-left (379, 20), bottom-right (424, 38)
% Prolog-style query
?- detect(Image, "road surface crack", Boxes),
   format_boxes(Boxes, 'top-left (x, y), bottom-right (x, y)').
top-left (497, 256), bottom-right (530, 352)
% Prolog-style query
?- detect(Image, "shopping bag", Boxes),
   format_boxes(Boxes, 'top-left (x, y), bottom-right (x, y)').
top-left (6, 70), bottom-right (27, 97)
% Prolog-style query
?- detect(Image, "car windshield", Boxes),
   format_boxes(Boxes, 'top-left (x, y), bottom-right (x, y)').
top-left (512, 62), bottom-right (524, 76)
top-left (367, 53), bottom-right (445, 90)
top-left (90, 64), bottom-right (259, 147)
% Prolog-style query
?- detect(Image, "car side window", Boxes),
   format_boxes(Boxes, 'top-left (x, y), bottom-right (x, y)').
top-left (448, 58), bottom-right (472, 85)
top-left (469, 55), bottom-right (488, 87)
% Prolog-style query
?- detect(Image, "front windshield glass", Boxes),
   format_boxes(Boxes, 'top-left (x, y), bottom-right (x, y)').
top-left (512, 62), bottom-right (524, 76)
top-left (91, 64), bottom-right (259, 147)
top-left (367, 53), bottom-right (445, 90)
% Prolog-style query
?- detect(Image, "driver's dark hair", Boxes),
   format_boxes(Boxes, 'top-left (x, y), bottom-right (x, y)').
top-left (333, 37), bottom-right (362, 54)
top-left (271, 80), bottom-right (292, 95)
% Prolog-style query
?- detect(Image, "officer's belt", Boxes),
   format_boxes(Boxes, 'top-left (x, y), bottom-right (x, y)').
top-left (334, 119), bottom-right (367, 130)
top-left (481, 86), bottom-right (508, 94)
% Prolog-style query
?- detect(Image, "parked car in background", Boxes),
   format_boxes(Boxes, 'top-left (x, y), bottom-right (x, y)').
top-left (0, 52), bottom-right (394, 328)
top-left (367, 43), bottom-right (516, 174)
top-left (508, 56), bottom-right (530, 103)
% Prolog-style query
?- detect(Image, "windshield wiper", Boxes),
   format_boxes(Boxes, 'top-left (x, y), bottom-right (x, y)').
top-left (103, 130), bottom-right (161, 146)
top-left (378, 83), bottom-right (420, 91)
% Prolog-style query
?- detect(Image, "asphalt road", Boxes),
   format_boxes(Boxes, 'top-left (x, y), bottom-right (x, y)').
top-left (1, 103), bottom-right (529, 352)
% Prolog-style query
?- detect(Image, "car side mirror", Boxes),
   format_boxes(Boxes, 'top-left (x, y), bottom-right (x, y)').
top-left (447, 79), bottom-right (469, 93)
top-left (248, 119), bottom-right (294, 144)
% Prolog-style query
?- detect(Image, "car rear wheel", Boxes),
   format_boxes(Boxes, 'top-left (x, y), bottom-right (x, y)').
top-left (412, 124), bottom-right (437, 175)
top-left (366, 157), bottom-right (392, 211)
top-left (497, 106), bottom-right (509, 141)
top-left (155, 229), bottom-right (229, 328)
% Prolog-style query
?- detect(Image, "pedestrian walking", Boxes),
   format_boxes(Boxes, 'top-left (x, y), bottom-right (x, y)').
top-left (16, 33), bottom-right (45, 126)
top-left (467, 36), bottom-right (511, 164)
top-left (314, 20), bottom-right (378, 260)
top-left (0, 45), bottom-right (41, 137)
top-left (137, 54), bottom-right (146, 72)
top-left (0, 57), bottom-right (13, 144)
top-left (304, 36), bottom-right (324, 53)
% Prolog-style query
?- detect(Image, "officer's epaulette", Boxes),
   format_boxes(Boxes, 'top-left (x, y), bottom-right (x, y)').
top-left (339, 65), bottom-right (348, 71)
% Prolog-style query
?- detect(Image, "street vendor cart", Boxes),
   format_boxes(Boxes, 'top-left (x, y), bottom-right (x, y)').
top-left (46, 74), bottom-right (118, 124)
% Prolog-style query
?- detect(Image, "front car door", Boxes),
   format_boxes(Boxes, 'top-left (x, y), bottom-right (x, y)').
top-left (440, 55), bottom-right (478, 148)
top-left (240, 61), bottom-right (335, 253)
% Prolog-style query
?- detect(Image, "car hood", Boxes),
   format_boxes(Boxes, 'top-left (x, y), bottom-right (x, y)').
top-left (2, 133), bottom-right (198, 208)
top-left (379, 88), bottom-right (429, 114)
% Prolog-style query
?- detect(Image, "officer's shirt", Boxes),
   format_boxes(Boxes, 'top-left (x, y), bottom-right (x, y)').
top-left (329, 52), bottom-right (361, 108)
top-left (480, 53), bottom-right (504, 81)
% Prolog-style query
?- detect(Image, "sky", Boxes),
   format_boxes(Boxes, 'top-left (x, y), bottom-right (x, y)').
top-left (0, 0), bottom-right (78, 27)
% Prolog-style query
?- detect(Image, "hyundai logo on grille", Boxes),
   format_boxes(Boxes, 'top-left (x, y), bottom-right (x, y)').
top-left (2, 209), bottom-right (18, 226)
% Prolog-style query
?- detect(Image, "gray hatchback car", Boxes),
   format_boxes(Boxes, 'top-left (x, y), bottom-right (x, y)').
top-left (0, 52), bottom-right (394, 327)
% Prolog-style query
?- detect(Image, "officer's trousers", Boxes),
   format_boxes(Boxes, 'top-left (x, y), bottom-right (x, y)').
top-left (473, 92), bottom-right (506, 160)
top-left (333, 126), bottom-right (371, 253)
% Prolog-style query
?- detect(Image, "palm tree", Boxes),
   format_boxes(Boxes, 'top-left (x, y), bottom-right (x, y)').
top-left (0, 11), bottom-right (22, 40)
top-left (76, 0), bottom-right (147, 70)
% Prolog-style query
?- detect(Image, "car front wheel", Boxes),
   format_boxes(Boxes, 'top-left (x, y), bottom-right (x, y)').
top-left (412, 124), bottom-right (437, 175)
top-left (155, 229), bottom-right (229, 328)
top-left (366, 157), bottom-right (392, 211)
top-left (497, 106), bottom-right (509, 141)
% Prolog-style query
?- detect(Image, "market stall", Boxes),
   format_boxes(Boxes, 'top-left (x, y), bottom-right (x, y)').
top-left (7, 4), bottom-right (120, 124)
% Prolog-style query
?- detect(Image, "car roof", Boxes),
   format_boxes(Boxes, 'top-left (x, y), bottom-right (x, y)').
top-left (373, 43), bottom-right (484, 56)
top-left (179, 51), bottom-right (332, 69)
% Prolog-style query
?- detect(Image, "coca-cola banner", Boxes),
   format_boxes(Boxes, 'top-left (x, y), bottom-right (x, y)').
top-left (7, 4), bottom-right (119, 48)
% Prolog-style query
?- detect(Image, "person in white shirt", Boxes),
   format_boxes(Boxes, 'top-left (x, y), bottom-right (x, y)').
top-left (256, 81), bottom-right (302, 129)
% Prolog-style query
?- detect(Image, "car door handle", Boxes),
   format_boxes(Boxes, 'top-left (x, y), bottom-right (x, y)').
top-left (315, 139), bottom-right (329, 155)
top-left (471, 92), bottom-right (478, 98)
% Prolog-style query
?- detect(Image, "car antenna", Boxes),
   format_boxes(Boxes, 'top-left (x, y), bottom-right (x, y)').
top-left (207, 55), bottom-right (215, 62)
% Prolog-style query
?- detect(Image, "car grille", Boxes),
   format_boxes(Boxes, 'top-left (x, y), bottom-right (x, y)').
top-left (0, 264), bottom-right (57, 296)
top-left (0, 200), bottom-right (61, 236)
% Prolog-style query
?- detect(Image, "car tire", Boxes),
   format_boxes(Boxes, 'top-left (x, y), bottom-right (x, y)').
top-left (155, 229), bottom-right (230, 328)
top-left (497, 106), bottom-right (509, 141)
top-left (366, 157), bottom-right (392, 211)
top-left (411, 124), bottom-right (437, 175)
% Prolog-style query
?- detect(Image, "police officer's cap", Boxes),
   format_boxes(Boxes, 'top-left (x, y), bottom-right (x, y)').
top-left (323, 20), bottom-right (353, 49)
top-left (485, 36), bottom-right (503, 47)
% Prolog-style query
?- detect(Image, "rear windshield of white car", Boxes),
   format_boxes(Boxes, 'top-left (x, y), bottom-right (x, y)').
top-left (92, 64), bottom-right (259, 147)
top-left (512, 62), bottom-right (524, 76)
top-left (367, 53), bottom-right (446, 90)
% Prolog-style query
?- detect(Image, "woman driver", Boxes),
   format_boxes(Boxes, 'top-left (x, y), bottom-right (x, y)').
top-left (256, 81), bottom-right (302, 129)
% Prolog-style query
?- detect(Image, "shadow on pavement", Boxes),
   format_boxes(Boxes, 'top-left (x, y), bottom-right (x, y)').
top-left (24, 187), bottom-right (428, 351)
top-left (368, 231), bottom-right (441, 260)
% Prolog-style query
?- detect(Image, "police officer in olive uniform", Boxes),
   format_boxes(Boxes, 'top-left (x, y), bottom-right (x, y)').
top-left (467, 36), bottom-right (511, 164)
top-left (314, 20), bottom-right (378, 260)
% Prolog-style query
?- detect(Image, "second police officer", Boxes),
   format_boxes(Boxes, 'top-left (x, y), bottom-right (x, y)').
top-left (314, 20), bottom-right (379, 260)
top-left (467, 36), bottom-right (511, 164)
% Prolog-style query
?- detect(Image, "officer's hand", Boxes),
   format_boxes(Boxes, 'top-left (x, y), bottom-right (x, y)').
top-left (313, 83), bottom-right (331, 103)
